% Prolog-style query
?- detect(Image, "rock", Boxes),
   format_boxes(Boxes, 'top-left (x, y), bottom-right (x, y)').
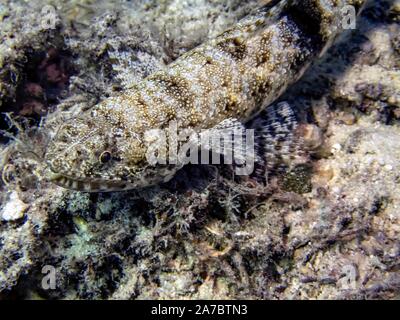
top-left (297, 124), bottom-right (324, 150)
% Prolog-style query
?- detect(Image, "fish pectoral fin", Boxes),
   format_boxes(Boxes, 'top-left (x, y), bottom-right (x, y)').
top-left (199, 118), bottom-right (254, 165)
top-left (249, 101), bottom-right (317, 179)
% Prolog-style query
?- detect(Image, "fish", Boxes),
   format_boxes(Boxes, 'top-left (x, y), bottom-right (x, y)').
top-left (45, 0), bottom-right (366, 192)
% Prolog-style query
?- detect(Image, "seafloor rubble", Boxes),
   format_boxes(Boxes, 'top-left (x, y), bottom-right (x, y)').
top-left (0, 0), bottom-right (399, 299)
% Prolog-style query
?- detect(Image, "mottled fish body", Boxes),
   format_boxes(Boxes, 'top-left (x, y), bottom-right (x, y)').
top-left (46, 0), bottom-right (366, 192)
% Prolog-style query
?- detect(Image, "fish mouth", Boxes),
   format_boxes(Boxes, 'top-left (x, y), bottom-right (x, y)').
top-left (48, 172), bottom-right (134, 192)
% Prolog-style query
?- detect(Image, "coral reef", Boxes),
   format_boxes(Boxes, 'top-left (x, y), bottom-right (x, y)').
top-left (0, 0), bottom-right (399, 299)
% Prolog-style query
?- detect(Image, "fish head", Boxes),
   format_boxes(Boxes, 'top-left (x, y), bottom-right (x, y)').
top-left (45, 103), bottom-right (178, 192)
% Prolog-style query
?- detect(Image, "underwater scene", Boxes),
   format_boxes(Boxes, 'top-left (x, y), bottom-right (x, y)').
top-left (0, 0), bottom-right (399, 300)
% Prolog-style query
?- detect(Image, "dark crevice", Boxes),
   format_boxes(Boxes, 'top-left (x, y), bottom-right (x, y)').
top-left (0, 47), bottom-right (76, 143)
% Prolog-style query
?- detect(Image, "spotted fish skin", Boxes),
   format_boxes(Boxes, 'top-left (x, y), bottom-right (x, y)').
top-left (45, 0), bottom-right (366, 192)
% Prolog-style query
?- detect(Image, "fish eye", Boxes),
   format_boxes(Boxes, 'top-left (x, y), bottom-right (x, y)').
top-left (99, 151), bottom-right (112, 163)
